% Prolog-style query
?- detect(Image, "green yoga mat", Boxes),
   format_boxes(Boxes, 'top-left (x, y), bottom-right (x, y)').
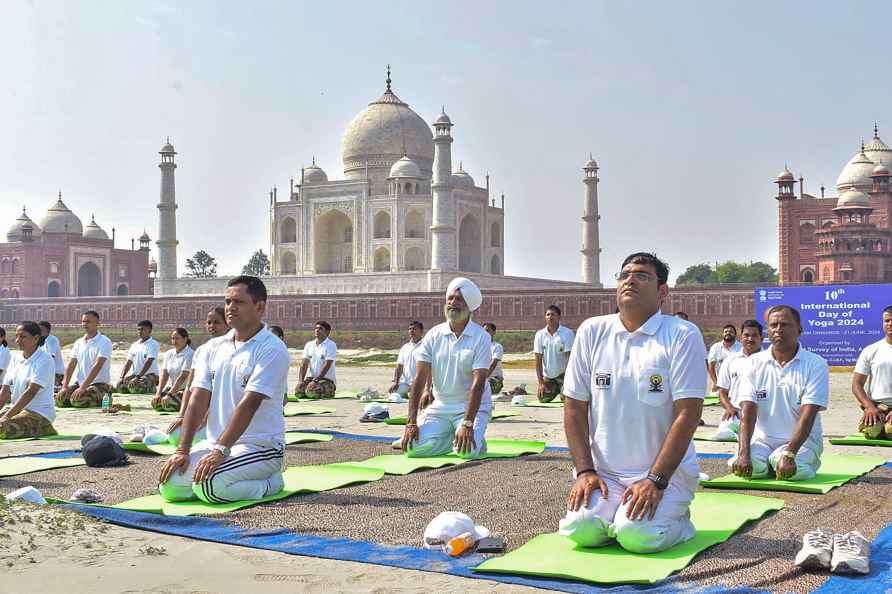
top-left (701, 453), bottom-right (885, 494)
top-left (484, 439), bottom-right (546, 458)
top-left (829, 434), bottom-right (892, 447)
top-left (516, 401), bottom-right (564, 409)
top-left (284, 403), bottom-right (335, 416)
top-left (474, 492), bottom-right (783, 585)
top-left (703, 396), bottom-right (721, 407)
top-left (0, 456), bottom-right (86, 477)
top-left (384, 411), bottom-right (519, 426)
top-left (286, 390), bottom-right (360, 403)
top-left (0, 434), bottom-right (82, 443)
top-left (351, 439), bottom-right (546, 474)
top-left (692, 431), bottom-right (737, 443)
top-left (110, 463), bottom-right (385, 516)
top-left (122, 432), bottom-right (334, 455)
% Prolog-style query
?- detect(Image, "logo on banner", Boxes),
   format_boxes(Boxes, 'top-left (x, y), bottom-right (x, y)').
top-left (594, 373), bottom-right (611, 388)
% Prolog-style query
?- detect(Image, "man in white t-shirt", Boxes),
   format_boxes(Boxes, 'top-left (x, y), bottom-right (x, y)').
top-left (534, 305), bottom-right (575, 402)
top-left (387, 321), bottom-right (432, 404)
top-left (55, 310), bottom-right (114, 408)
top-left (559, 252), bottom-right (707, 554)
top-left (401, 277), bottom-right (493, 459)
top-left (294, 321), bottom-right (338, 399)
top-left (158, 275), bottom-right (290, 504)
top-left (0, 322), bottom-right (58, 439)
top-left (712, 320), bottom-right (764, 441)
top-left (852, 305), bottom-right (892, 439)
top-left (707, 325), bottom-right (742, 393)
top-left (483, 322), bottom-right (505, 395)
top-left (118, 320), bottom-right (161, 394)
top-left (38, 321), bottom-right (65, 387)
top-left (731, 305), bottom-right (829, 482)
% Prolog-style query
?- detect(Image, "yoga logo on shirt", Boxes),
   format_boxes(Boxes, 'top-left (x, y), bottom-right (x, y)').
top-left (594, 372), bottom-right (611, 388)
top-left (755, 389), bottom-right (767, 400)
top-left (648, 374), bottom-right (664, 393)
top-left (241, 373), bottom-right (250, 388)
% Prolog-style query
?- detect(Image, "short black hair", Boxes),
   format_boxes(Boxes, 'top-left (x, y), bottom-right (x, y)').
top-left (621, 252), bottom-right (670, 285)
top-left (18, 321), bottom-right (43, 340)
top-left (83, 310), bottom-right (100, 320)
top-left (883, 305), bottom-right (892, 315)
top-left (408, 320), bottom-right (424, 330)
top-left (722, 323), bottom-right (737, 332)
top-left (483, 322), bottom-right (497, 331)
top-left (674, 311), bottom-right (689, 320)
top-left (38, 320), bottom-right (51, 331)
top-left (315, 320), bottom-right (331, 333)
top-left (137, 320), bottom-right (153, 330)
top-left (227, 275), bottom-right (268, 303)
top-left (767, 304), bottom-right (802, 326)
top-left (546, 304), bottom-right (562, 317)
top-left (269, 325), bottom-right (285, 339)
top-left (740, 319), bottom-right (763, 335)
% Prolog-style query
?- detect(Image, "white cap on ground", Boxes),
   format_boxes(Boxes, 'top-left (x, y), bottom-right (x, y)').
top-left (363, 403), bottom-right (389, 416)
top-left (511, 394), bottom-right (527, 406)
top-left (144, 428), bottom-right (168, 445)
top-left (90, 428), bottom-right (123, 445)
top-left (6, 486), bottom-right (47, 505)
top-left (446, 277), bottom-right (483, 312)
top-left (388, 393), bottom-right (407, 403)
top-left (423, 511), bottom-right (490, 550)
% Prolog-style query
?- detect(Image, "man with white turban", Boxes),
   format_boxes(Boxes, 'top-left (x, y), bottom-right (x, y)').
top-left (400, 277), bottom-right (493, 459)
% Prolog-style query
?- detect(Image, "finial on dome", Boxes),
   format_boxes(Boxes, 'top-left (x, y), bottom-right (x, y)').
top-left (58, 190), bottom-right (62, 199)
top-left (861, 139), bottom-right (866, 153)
top-left (875, 123), bottom-right (879, 138)
top-left (21, 206), bottom-right (26, 215)
top-left (386, 64), bottom-right (392, 92)
top-left (312, 155), bottom-right (316, 166)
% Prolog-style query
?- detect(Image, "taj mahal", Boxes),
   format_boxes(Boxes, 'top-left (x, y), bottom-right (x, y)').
top-left (152, 68), bottom-right (603, 296)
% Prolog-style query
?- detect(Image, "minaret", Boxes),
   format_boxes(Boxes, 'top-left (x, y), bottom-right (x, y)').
top-left (156, 138), bottom-right (179, 279)
top-left (581, 155), bottom-right (602, 287)
top-left (775, 165), bottom-right (797, 285)
top-left (431, 108), bottom-right (456, 271)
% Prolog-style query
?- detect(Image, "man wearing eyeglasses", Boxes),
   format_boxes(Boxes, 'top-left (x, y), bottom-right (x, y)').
top-left (558, 252), bottom-right (707, 553)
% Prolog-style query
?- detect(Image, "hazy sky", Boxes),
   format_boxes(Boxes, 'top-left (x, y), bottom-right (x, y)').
top-left (1, 1), bottom-right (888, 285)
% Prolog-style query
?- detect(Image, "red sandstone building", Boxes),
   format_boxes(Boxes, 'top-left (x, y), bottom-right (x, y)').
top-left (777, 127), bottom-right (892, 284)
top-left (0, 194), bottom-right (154, 298)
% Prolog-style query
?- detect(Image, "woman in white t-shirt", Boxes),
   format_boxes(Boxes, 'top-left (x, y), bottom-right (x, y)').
top-left (0, 322), bottom-right (58, 439)
top-left (151, 328), bottom-right (194, 413)
top-left (0, 328), bottom-right (10, 386)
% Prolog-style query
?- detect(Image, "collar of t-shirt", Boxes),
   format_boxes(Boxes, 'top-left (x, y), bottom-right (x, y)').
top-left (768, 343), bottom-right (806, 368)
top-left (610, 311), bottom-right (662, 336)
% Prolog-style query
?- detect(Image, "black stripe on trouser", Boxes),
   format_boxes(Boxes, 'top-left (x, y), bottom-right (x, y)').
top-left (200, 448), bottom-right (284, 504)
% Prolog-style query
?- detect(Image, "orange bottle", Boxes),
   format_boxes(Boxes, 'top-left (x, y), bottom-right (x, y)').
top-left (444, 532), bottom-right (477, 557)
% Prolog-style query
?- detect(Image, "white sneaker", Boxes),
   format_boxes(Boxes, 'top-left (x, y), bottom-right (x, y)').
top-left (795, 528), bottom-right (834, 570)
top-left (831, 531), bottom-right (870, 574)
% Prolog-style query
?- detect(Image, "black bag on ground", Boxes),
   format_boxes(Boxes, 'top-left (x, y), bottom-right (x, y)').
top-left (81, 435), bottom-right (129, 467)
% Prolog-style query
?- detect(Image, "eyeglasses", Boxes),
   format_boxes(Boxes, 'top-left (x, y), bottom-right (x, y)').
top-left (614, 271), bottom-right (653, 282)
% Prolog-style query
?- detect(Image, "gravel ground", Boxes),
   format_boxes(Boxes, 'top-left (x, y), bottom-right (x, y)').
top-left (4, 439), bottom-right (891, 593)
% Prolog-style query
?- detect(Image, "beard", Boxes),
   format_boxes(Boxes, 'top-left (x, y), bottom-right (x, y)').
top-left (444, 304), bottom-right (470, 323)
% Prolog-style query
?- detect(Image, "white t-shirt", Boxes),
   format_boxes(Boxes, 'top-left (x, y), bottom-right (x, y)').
top-left (490, 342), bottom-right (504, 377)
top-left (534, 325), bottom-right (575, 379)
top-left (164, 345), bottom-right (194, 381)
top-left (193, 327), bottom-right (289, 445)
top-left (302, 337), bottom-right (337, 383)
top-left (0, 345), bottom-right (10, 385)
top-left (41, 334), bottom-right (65, 375)
top-left (716, 350), bottom-right (760, 407)
top-left (127, 337), bottom-right (160, 376)
top-left (397, 340), bottom-right (423, 387)
top-left (3, 349), bottom-right (56, 422)
top-left (707, 340), bottom-right (743, 376)
top-left (70, 333), bottom-right (113, 385)
top-left (416, 320), bottom-right (493, 415)
top-left (563, 312), bottom-right (707, 487)
top-left (736, 345), bottom-right (829, 454)
top-left (854, 339), bottom-right (892, 405)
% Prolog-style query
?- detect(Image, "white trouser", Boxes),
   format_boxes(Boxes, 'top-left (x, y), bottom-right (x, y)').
top-left (728, 438), bottom-right (821, 481)
top-left (558, 473), bottom-right (696, 554)
top-left (712, 417), bottom-right (739, 441)
top-left (407, 409), bottom-right (491, 459)
top-left (159, 439), bottom-right (285, 503)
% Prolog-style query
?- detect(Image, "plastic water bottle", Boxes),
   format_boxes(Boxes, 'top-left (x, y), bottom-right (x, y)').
top-left (101, 394), bottom-right (111, 413)
top-left (444, 532), bottom-right (476, 557)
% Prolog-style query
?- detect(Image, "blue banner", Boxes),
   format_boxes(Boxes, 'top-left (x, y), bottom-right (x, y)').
top-left (755, 284), bottom-right (891, 366)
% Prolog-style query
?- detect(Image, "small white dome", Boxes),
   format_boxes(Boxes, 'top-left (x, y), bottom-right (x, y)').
top-left (302, 160), bottom-right (328, 184)
top-left (39, 195), bottom-right (83, 234)
top-left (160, 138), bottom-right (176, 153)
top-left (776, 167), bottom-right (795, 181)
top-left (837, 150), bottom-right (876, 192)
top-left (872, 163), bottom-right (890, 176)
top-left (452, 163), bottom-right (475, 188)
top-left (584, 156), bottom-right (598, 170)
top-left (435, 109), bottom-right (452, 126)
top-left (836, 188), bottom-right (871, 208)
top-left (389, 155), bottom-right (422, 178)
top-left (82, 215), bottom-right (109, 240)
top-left (6, 208), bottom-right (41, 242)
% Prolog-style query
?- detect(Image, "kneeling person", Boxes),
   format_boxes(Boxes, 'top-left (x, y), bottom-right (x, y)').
top-left (294, 321), bottom-right (337, 399)
top-left (851, 306), bottom-right (892, 439)
top-left (401, 278), bottom-right (493, 459)
top-left (118, 320), bottom-right (160, 394)
top-left (55, 310), bottom-right (114, 408)
top-left (483, 323), bottom-right (504, 396)
top-left (0, 322), bottom-right (58, 439)
top-left (151, 328), bottom-right (194, 412)
top-left (731, 305), bottom-right (828, 482)
top-left (158, 276), bottom-right (290, 504)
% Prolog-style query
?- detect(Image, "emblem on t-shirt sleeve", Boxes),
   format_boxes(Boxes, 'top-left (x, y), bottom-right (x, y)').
top-left (594, 372), bottom-right (611, 388)
top-left (241, 374), bottom-right (250, 388)
top-left (755, 389), bottom-right (767, 400)
top-left (648, 374), bottom-right (664, 393)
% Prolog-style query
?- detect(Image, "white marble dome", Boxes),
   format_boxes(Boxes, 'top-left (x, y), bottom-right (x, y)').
top-left (39, 196), bottom-right (83, 234)
top-left (863, 132), bottom-right (892, 172)
top-left (6, 208), bottom-right (41, 241)
top-left (303, 161), bottom-right (328, 184)
top-left (82, 215), bottom-right (109, 240)
top-left (836, 150), bottom-right (876, 192)
top-left (341, 84), bottom-right (434, 180)
top-left (777, 167), bottom-right (795, 181)
top-left (836, 188), bottom-right (870, 208)
top-left (389, 155), bottom-right (422, 178)
top-left (452, 163), bottom-right (475, 188)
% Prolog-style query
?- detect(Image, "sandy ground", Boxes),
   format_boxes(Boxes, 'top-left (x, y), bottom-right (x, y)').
top-left (1, 359), bottom-right (889, 594)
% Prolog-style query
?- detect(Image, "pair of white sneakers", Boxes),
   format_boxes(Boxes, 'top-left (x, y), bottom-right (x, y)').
top-left (795, 528), bottom-right (870, 574)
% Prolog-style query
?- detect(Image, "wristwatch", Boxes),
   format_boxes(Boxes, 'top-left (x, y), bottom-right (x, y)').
top-left (211, 443), bottom-right (231, 458)
top-left (461, 419), bottom-right (474, 429)
top-left (782, 450), bottom-right (796, 460)
top-left (646, 472), bottom-right (669, 490)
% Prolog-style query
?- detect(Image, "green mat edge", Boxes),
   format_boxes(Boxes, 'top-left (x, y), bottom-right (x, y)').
top-left (829, 435), bottom-right (892, 447)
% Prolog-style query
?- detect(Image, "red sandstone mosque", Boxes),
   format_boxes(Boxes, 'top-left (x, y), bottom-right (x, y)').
top-left (777, 125), bottom-right (892, 285)
top-left (0, 194), bottom-right (153, 298)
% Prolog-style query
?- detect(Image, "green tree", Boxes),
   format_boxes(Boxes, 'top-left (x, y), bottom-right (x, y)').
top-left (715, 261), bottom-right (747, 284)
top-left (242, 249), bottom-right (271, 276)
top-left (185, 250), bottom-right (218, 278)
top-left (740, 261), bottom-right (778, 283)
top-left (675, 263), bottom-right (717, 286)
